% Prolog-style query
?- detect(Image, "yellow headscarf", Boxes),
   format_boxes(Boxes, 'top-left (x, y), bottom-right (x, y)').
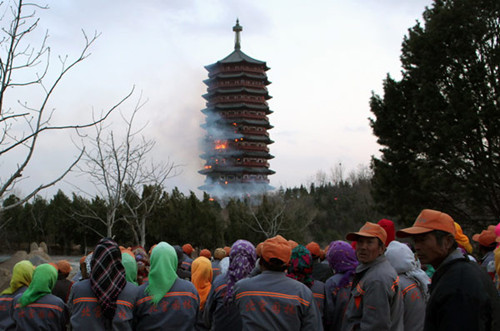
top-left (1, 260), bottom-right (34, 295)
top-left (191, 257), bottom-right (212, 310)
top-left (454, 222), bottom-right (473, 254)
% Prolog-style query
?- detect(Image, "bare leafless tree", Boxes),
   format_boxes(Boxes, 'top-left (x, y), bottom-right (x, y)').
top-left (0, 0), bottom-right (132, 215)
top-left (75, 98), bottom-right (179, 239)
top-left (245, 193), bottom-right (317, 239)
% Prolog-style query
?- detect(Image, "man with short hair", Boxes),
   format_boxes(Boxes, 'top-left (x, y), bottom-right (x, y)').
top-left (397, 209), bottom-right (500, 330)
top-left (234, 235), bottom-right (323, 330)
top-left (342, 222), bottom-right (403, 331)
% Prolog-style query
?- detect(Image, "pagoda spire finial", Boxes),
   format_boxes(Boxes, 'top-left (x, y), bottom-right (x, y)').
top-left (233, 19), bottom-right (242, 50)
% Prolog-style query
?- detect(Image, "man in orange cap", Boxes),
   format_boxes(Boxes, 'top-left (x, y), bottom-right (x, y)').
top-left (472, 227), bottom-right (497, 278)
top-left (181, 243), bottom-right (194, 271)
top-left (234, 235), bottom-right (323, 330)
top-left (52, 260), bottom-right (74, 303)
top-left (342, 222), bottom-right (403, 330)
top-left (397, 209), bottom-right (500, 330)
top-left (306, 241), bottom-right (333, 282)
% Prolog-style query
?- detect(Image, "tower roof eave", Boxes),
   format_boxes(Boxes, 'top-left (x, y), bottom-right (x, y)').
top-left (205, 50), bottom-right (269, 70)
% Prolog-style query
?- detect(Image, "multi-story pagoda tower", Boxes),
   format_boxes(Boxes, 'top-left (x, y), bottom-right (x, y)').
top-left (199, 20), bottom-right (275, 196)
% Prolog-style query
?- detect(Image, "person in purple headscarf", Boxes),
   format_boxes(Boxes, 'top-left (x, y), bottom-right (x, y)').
top-left (324, 240), bottom-right (358, 331)
top-left (203, 240), bottom-right (256, 331)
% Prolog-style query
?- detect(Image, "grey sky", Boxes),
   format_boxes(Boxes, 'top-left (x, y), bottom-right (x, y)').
top-left (2, 0), bottom-right (432, 199)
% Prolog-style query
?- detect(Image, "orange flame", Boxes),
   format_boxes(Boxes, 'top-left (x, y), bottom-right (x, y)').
top-left (214, 140), bottom-right (227, 150)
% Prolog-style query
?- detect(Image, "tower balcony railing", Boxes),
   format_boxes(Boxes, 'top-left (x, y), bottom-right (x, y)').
top-left (208, 81), bottom-right (267, 90)
top-left (224, 113), bottom-right (269, 121)
top-left (238, 145), bottom-right (270, 152)
top-left (209, 95), bottom-right (268, 104)
top-left (217, 66), bottom-right (265, 75)
top-left (240, 129), bottom-right (269, 136)
top-left (238, 161), bottom-right (269, 167)
top-left (241, 178), bottom-right (270, 184)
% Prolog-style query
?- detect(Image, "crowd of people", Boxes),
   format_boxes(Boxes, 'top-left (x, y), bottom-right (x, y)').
top-left (0, 208), bottom-right (499, 330)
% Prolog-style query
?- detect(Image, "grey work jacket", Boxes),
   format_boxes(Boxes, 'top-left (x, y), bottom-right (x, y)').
top-left (134, 277), bottom-right (200, 331)
top-left (398, 274), bottom-right (426, 331)
top-left (68, 279), bottom-right (137, 331)
top-left (341, 255), bottom-right (403, 331)
top-left (9, 292), bottom-right (68, 330)
top-left (234, 270), bottom-right (324, 331)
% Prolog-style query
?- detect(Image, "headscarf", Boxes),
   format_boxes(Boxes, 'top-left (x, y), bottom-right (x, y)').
top-left (133, 247), bottom-right (150, 285)
top-left (1, 260), bottom-right (34, 295)
top-left (19, 264), bottom-right (57, 306)
top-left (378, 219), bottom-right (395, 246)
top-left (326, 241), bottom-right (358, 289)
top-left (146, 242), bottom-right (178, 304)
top-left (225, 240), bottom-right (256, 305)
top-left (85, 252), bottom-right (93, 276)
top-left (454, 222), bottom-right (473, 253)
top-left (191, 257), bottom-right (213, 310)
top-left (286, 245), bottom-right (314, 287)
top-left (214, 248), bottom-right (226, 260)
top-left (90, 238), bottom-right (127, 320)
top-left (121, 252), bottom-right (138, 285)
top-left (385, 241), bottom-right (431, 301)
top-left (219, 257), bottom-right (230, 276)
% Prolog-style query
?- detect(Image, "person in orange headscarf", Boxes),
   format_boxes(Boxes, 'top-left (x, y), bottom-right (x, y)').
top-left (191, 257), bottom-right (213, 311)
top-left (454, 222), bottom-right (473, 254)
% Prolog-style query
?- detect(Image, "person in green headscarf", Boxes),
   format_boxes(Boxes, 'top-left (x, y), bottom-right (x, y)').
top-left (122, 251), bottom-right (138, 285)
top-left (10, 263), bottom-right (68, 330)
top-left (20, 263), bottom-right (57, 306)
top-left (135, 242), bottom-right (200, 331)
top-left (0, 260), bottom-right (34, 330)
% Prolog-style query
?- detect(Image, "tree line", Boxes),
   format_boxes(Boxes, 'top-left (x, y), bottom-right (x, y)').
top-left (0, 167), bottom-right (382, 254)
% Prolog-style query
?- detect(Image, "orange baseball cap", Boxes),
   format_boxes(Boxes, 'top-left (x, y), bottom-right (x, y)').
top-left (397, 209), bottom-right (456, 238)
top-left (261, 235), bottom-right (292, 264)
top-left (182, 244), bottom-right (194, 255)
top-left (256, 242), bottom-right (264, 257)
top-left (288, 240), bottom-right (299, 249)
top-left (472, 229), bottom-right (497, 247)
top-left (56, 260), bottom-right (72, 274)
top-left (200, 249), bottom-right (212, 259)
top-left (346, 222), bottom-right (387, 245)
top-left (306, 242), bottom-right (321, 257)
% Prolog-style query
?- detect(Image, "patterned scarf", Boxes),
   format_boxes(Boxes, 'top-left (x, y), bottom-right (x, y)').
top-left (146, 242), bottom-right (178, 304)
top-left (225, 240), bottom-right (257, 305)
top-left (1, 260), bottom-right (34, 295)
top-left (326, 241), bottom-right (358, 290)
top-left (286, 245), bottom-right (314, 287)
top-left (20, 264), bottom-right (57, 306)
top-left (90, 238), bottom-right (127, 319)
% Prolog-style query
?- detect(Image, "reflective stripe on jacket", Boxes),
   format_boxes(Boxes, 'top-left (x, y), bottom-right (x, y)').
top-left (234, 270), bottom-right (324, 331)
top-left (68, 279), bottom-right (137, 331)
